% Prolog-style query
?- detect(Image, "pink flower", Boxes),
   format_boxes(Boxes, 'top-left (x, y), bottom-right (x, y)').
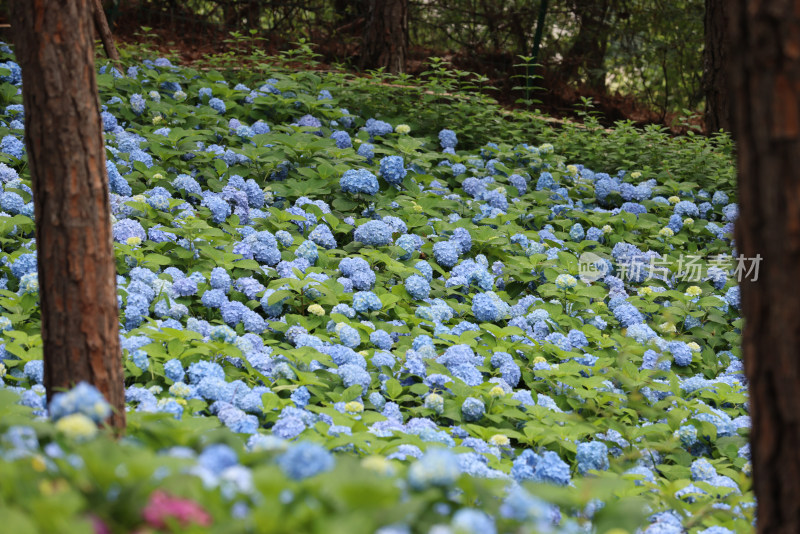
top-left (90, 515), bottom-right (111, 534)
top-left (142, 490), bottom-right (212, 530)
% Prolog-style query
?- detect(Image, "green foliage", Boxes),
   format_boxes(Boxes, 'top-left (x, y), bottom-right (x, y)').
top-left (0, 41), bottom-right (748, 533)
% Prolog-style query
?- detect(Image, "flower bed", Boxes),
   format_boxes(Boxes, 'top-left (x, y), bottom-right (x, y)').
top-left (0, 48), bottom-right (750, 533)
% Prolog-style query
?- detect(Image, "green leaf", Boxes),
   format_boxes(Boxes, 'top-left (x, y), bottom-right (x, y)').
top-left (341, 385), bottom-right (363, 402)
top-left (213, 158), bottom-right (227, 175)
top-left (267, 289), bottom-right (294, 305)
top-left (409, 383), bottom-right (429, 396)
top-left (1, 508), bottom-right (38, 534)
top-left (143, 253), bottom-right (172, 266)
top-left (384, 378), bottom-right (403, 400)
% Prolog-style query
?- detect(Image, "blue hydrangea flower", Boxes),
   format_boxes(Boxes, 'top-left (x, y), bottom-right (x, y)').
top-left (711, 191), bottom-right (729, 205)
top-left (201, 194), bottom-right (231, 223)
top-left (172, 277), bottom-right (198, 297)
top-left (451, 509), bottom-right (495, 534)
top-left (100, 111), bottom-right (118, 132)
top-left (163, 359), bottom-right (185, 383)
top-left (198, 443), bottom-right (238, 474)
top-left (508, 174), bottom-right (527, 196)
top-left (130, 93), bottom-right (146, 115)
top-left (674, 200), bottom-right (699, 217)
top-left (569, 223), bottom-right (585, 241)
top-left (200, 287), bottom-right (228, 309)
top-left (367, 349), bottom-right (395, 373)
top-left (438, 129), bottom-right (458, 149)
top-left (112, 218), bottom-right (146, 243)
top-left (11, 253), bottom-right (37, 279)
top-left (352, 291), bottom-right (382, 313)
top-left (613, 303), bottom-right (644, 327)
top-left (472, 291), bottom-right (510, 322)
top-left (433, 240), bottom-right (459, 268)
top-left (396, 233), bottom-right (423, 259)
top-left (365, 118), bottom-right (393, 137)
top-left (49, 382), bottom-right (112, 423)
top-left (536, 172), bottom-right (556, 191)
top-left (357, 143), bottom-right (375, 160)
top-left (354, 220), bottom-right (392, 246)
top-left (289, 386), bottom-right (311, 409)
top-left (404, 274), bottom-right (431, 300)
top-left (23, 360), bottom-right (43, 384)
top-left (330, 130), bottom-right (352, 149)
top-left (511, 449), bottom-right (570, 485)
top-left (295, 239), bottom-right (319, 265)
top-left (340, 169), bottom-right (379, 196)
top-left (260, 289), bottom-right (286, 317)
top-left (500, 487), bottom-right (554, 524)
top-left (187, 361), bottom-right (225, 385)
top-left (173, 174), bottom-right (201, 196)
top-left (338, 363), bottom-right (371, 394)
top-left (725, 286), bottom-right (740, 309)
top-left (576, 441), bottom-right (610, 474)
top-left (131, 349), bottom-right (149, 370)
top-left (335, 323), bottom-right (361, 348)
top-left (461, 397), bottom-right (485, 422)
top-left (308, 225), bottom-right (336, 249)
top-left (208, 97), bottom-right (226, 114)
top-left (275, 230), bottom-right (294, 247)
top-left (379, 155), bottom-right (407, 185)
top-left (408, 448), bottom-right (460, 490)
top-left (214, 402), bottom-right (257, 433)
top-left (278, 442), bottom-right (334, 480)
top-left (0, 60), bottom-right (22, 85)
top-left (332, 303), bottom-right (356, 319)
top-left (667, 341), bottom-right (693, 367)
top-left (209, 266), bottom-right (232, 293)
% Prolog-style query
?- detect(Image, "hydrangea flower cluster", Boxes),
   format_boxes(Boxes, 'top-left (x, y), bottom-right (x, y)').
top-left (0, 47), bottom-right (748, 533)
top-left (340, 168), bottom-right (379, 196)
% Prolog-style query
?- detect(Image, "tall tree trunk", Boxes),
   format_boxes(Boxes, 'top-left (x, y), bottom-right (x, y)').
top-left (702, 0), bottom-right (731, 133)
top-left (9, 0), bottom-right (126, 429)
top-left (731, 1), bottom-right (800, 531)
top-left (559, 0), bottom-right (612, 92)
top-left (359, 0), bottom-right (408, 74)
top-left (92, 0), bottom-right (121, 65)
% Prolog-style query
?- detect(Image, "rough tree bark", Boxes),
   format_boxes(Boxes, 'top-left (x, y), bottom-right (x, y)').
top-left (702, 0), bottom-right (731, 133)
top-left (359, 0), bottom-right (408, 74)
top-left (10, 0), bottom-right (126, 429)
top-left (92, 0), bottom-right (121, 65)
top-left (730, 1), bottom-right (800, 531)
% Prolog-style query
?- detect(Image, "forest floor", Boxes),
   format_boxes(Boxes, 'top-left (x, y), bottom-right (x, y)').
top-left (103, 7), bottom-right (702, 135)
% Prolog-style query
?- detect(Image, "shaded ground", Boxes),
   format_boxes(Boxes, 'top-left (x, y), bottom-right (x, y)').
top-left (66, 5), bottom-right (703, 133)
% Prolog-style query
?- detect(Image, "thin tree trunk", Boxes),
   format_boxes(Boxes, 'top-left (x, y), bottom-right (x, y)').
top-left (359, 0), bottom-right (408, 74)
top-left (10, 0), bottom-right (126, 429)
top-left (730, 1), bottom-right (800, 531)
top-left (559, 0), bottom-right (612, 92)
top-left (702, 0), bottom-right (731, 133)
top-left (92, 0), bottom-right (120, 65)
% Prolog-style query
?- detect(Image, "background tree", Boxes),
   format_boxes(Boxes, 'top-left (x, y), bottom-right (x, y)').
top-left (702, 0), bottom-right (731, 133)
top-left (558, 0), bottom-right (615, 92)
top-left (10, 0), bottom-right (126, 429)
top-left (730, 0), bottom-right (800, 531)
top-left (359, 0), bottom-right (408, 74)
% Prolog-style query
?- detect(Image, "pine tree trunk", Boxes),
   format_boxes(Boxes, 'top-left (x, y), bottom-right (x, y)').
top-left (10, 0), bottom-right (126, 429)
top-left (360, 0), bottom-right (408, 74)
top-left (702, 0), bottom-right (731, 133)
top-left (730, 1), bottom-right (800, 531)
top-left (92, 0), bottom-right (121, 64)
